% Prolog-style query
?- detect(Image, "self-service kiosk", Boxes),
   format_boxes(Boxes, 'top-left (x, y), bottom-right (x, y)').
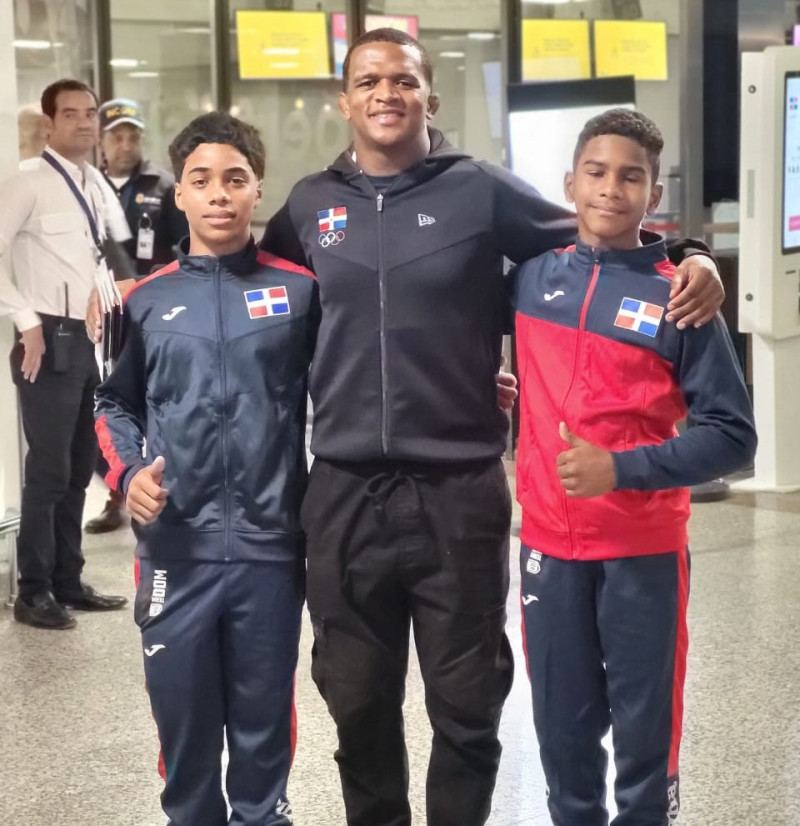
top-left (738, 46), bottom-right (800, 491)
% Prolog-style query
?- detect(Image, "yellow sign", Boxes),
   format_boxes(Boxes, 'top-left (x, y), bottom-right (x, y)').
top-left (594, 20), bottom-right (668, 81)
top-left (522, 20), bottom-right (591, 81)
top-left (236, 10), bottom-right (330, 80)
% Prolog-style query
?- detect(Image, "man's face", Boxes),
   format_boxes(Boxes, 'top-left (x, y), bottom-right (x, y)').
top-left (46, 90), bottom-right (98, 160)
top-left (101, 123), bottom-right (143, 176)
top-left (174, 142), bottom-right (262, 258)
top-left (565, 134), bottom-right (662, 250)
top-left (339, 41), bottom-right (438, 157)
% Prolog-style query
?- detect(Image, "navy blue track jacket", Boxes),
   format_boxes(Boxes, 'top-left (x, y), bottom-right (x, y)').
top-left (94, 240), bottom-right (319, 562)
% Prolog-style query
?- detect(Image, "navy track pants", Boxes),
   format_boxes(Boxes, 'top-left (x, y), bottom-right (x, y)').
top-left (520, 545), bottom-right (689, 826)
top-left (135, 557), bottom-right (304, 826)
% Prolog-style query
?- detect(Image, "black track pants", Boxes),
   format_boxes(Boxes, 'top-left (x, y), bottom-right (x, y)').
top-left (302, 458), bottom-right (515, 826)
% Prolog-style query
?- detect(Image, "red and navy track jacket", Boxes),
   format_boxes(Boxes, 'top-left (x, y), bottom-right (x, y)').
top-left (94, 240), bottom-right (319, 563)
top-left (508, 238), bottom-right (756, 561)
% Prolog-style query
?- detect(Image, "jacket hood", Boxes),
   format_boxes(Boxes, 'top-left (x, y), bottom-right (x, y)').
top-left (327, 127), bottom-right (472, 183)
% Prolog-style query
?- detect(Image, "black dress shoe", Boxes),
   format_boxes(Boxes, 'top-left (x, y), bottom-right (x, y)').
top-left (14, 593), bottom-right (77, 630)
top-left (84, 494), bottom-right (125, 534)
top-left (54, 583), bottom-right (128, 612)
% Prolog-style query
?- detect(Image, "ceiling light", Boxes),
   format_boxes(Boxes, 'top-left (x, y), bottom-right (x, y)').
top-left (14, 39), bottom-right (63, 49)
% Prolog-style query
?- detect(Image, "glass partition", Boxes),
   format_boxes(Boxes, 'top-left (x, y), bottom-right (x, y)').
top-left (109, 0), bottom-right (214, 173)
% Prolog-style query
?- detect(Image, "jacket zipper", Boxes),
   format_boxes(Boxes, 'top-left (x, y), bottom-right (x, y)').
top-left (214, 263), bottom-right (231, 560)
top-left (376, 191), bottom-right (389, 455)
top-left (561, 256), bottom-right (602, 556)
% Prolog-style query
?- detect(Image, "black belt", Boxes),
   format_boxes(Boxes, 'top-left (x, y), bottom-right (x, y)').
top-left (37, 313), bottom-right (85, 331)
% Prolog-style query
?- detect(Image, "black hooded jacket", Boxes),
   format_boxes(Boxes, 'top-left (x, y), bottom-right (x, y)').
top-left (260, 129), bottom-right (703, 465)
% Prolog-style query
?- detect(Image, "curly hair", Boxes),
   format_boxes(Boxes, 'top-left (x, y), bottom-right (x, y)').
top-left (168, 111), bottom-right (266, 180)
top-left (573, 108), bottom-right (664, 180)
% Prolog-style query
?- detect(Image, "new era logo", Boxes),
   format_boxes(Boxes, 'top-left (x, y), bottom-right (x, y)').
top-left (418, 213), bottom-right (436, 227)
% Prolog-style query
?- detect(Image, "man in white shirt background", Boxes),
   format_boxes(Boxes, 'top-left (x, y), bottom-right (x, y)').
top-left (1, 78), bottom-right (129, 629)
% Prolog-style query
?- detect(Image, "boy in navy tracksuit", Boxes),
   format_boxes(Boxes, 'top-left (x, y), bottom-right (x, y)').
top-left (94, 112), bottom-right (318, 826)
top-left (508, 109), bottom-right (757, 826)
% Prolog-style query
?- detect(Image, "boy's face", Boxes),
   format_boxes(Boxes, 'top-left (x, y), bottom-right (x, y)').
top-left (174, 142), bottom-right (262, 257)
top-left (565, 134), bottom-right (662, 250)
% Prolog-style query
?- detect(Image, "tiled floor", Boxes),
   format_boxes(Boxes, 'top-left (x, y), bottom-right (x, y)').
top-left (1, 473), bottom-right (799, 826)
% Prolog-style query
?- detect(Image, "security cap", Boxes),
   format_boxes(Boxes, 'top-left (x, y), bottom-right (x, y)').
top-left (99, 98), bottom-right (145, 131)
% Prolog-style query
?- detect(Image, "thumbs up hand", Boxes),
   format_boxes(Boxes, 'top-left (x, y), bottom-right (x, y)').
top-left (556, 422), bottom-right (616, 498)
top-left (126, 456), bottom-right (169, 524)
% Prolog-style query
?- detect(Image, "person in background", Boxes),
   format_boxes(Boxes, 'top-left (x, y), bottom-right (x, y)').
top-left (85, 97), bottom-right (188, 534)
top-left (1, 79), bottom-right (129, 629)
top-left (17, 103), bottom-right (49, 161)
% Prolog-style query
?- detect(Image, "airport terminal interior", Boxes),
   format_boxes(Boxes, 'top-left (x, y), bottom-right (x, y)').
top-left (2, 1), bottom-right (800, 824)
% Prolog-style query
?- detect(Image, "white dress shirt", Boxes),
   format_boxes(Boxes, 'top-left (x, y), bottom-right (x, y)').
top-left (0, 146), bottom-right (131, 332)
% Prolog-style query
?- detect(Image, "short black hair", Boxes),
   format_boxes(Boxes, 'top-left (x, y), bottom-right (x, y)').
top-left (573, 108), bottom-right (664, 180)
top-left (342, 27), bottom-right (433, 91)
top-left (168, 111), bottom-right (266, 180)
top-left (40, 79), bottom-right (98, 119)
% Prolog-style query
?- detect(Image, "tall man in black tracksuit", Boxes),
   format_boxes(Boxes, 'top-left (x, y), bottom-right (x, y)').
top-left (259, 28), bottom-right (726, 826)
top-left (86, 98), bottom-right (189, 534)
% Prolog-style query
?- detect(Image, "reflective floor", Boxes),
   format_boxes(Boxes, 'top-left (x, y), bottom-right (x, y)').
top-left (1, 472), bottom-right (799, 826)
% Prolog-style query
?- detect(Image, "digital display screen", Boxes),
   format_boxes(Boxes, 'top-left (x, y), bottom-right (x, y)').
top-left (782, 72), bottom-right (800, 253)
top-left (236, 11), bottom-right (330, 80)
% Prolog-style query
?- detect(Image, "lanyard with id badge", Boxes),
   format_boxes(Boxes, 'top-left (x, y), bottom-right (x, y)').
top-left (137, 212), bottom-right (155, 261)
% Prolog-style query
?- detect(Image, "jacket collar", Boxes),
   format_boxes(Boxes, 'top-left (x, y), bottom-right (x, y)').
top-left (327, 127), bottom-right (471, 186)
top-left (570, 230), bottom-right (668, 272)
top-left (176, 237), bottom-right (259, 276)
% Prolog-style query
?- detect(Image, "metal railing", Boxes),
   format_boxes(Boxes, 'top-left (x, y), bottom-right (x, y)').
top-left (1, 510), bottom-right (20, 608)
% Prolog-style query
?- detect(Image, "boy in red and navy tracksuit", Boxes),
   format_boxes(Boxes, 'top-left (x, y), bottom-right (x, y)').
top-left (507, 109), bottom-right (756, 826)
top-left (94, 113), bottom-right (318, 826)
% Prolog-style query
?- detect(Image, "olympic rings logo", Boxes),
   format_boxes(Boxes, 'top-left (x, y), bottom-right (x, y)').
top-left (318, 230), bottom-right (345, 247)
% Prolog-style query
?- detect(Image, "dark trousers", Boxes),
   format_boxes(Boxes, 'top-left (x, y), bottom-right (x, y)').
top-left (301, 458), bottom-right (514, 826)
top-left (520, 546), bottom-right (689, 826)
top-left (135, 557), bottom-right (304, 826)
top-left (10, 318), bottom-right (100, 599)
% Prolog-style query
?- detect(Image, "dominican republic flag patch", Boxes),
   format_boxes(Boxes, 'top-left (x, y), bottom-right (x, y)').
top-left (318, 206), bottom-right (347, 232)
top-left (244, 287), bottom-right (290, 319)
top-left (614, 297), bottom-right (664, 338)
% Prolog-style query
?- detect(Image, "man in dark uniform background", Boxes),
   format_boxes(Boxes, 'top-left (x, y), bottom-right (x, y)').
top-left (85, 98), bottom-right (188, 534)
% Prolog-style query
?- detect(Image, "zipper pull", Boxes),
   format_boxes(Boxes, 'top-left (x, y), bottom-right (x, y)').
top-left (377, 192), bottom-right (384, 213)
